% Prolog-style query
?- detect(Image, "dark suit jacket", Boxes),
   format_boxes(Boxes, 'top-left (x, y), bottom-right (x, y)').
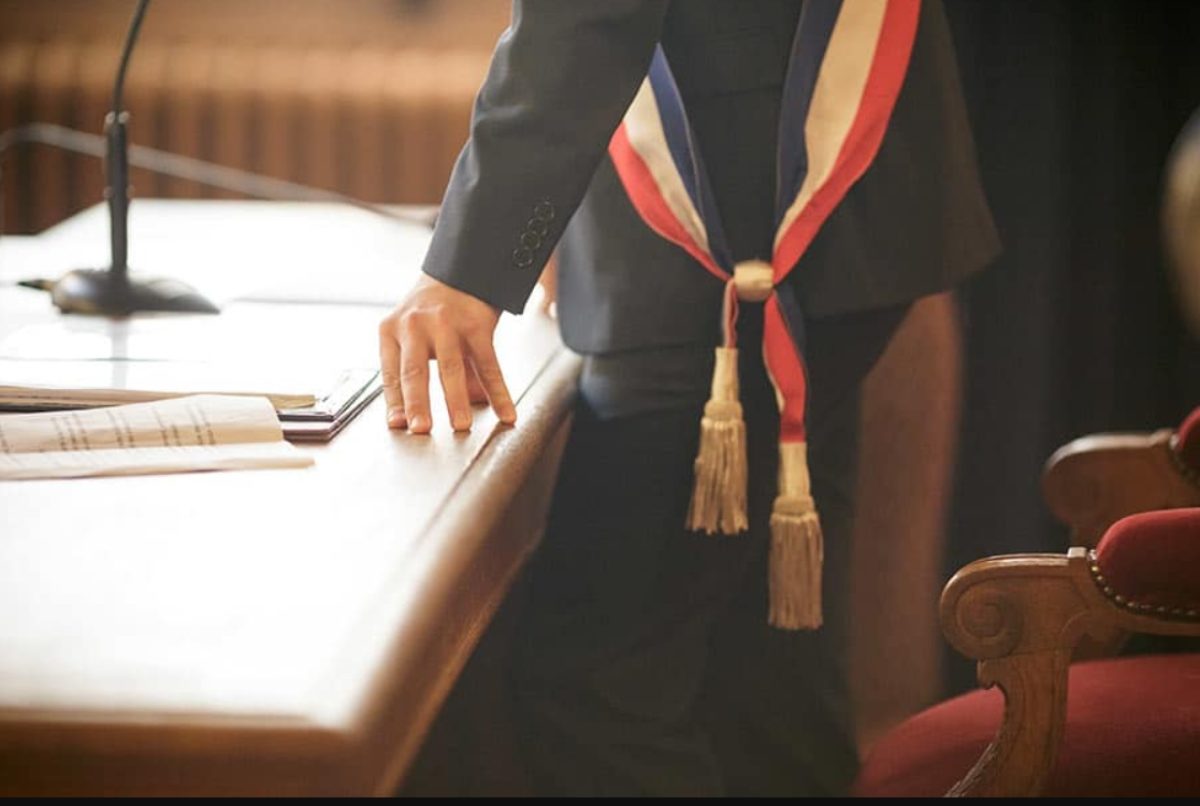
top-left (423, 0), bottom-right (999, 357)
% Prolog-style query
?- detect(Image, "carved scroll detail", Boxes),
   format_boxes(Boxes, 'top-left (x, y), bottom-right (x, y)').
top-left (938, 554), bottom-right (1094, 797)
top-left (949, 585), bottom-right (1023, 659)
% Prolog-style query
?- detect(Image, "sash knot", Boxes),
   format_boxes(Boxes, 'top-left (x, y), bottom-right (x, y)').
top-left (732, 260), bottom-right (775, 302)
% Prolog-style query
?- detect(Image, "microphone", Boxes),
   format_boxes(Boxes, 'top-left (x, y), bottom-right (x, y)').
top-left (37, 0), bottom-right (221, 316)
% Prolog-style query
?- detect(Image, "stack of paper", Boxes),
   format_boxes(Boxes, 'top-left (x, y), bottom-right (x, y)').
top-left (0, 395), bottom-right (314, 481)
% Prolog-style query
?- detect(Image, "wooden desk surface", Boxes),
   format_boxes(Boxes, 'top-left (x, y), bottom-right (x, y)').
top-left (0, 201), bottom-right (579, 795)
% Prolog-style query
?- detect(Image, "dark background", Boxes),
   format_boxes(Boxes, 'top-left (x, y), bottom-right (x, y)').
top-left (943, 0), bottom-right (1200, 691)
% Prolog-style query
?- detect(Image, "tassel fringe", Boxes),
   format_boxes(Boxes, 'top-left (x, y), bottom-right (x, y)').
top-left (769, 496), bottom-right (823, 629)
top-left (687, 347), bottom-right (748, 535)
top-left (687, 399), bottom-right (749, 534)
top-left (770, 441), bottom-right (823, 630)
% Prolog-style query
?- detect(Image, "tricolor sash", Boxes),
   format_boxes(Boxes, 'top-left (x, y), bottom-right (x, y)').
top-left (608, 0), bottom-right (920, 629)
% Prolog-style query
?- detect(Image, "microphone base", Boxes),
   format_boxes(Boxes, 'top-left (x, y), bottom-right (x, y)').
top-left (47, 268), bottom-right (220, 316)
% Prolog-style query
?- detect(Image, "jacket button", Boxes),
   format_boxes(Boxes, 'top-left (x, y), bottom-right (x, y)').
top-left (520, 230), bottom-right (542, 249)
top-left (512, 247), bottom-right (534, 268)
top-left (532, 200), bottom-right (555, 222)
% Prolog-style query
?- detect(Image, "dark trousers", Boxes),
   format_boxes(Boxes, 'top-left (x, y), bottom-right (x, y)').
top-left (511, 303), bottom-right (909, 796)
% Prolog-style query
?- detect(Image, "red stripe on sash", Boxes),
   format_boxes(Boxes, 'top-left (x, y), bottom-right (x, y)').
top-left (609, 123), bottom-right (728, 282)
top-left (763, 296), bottom-right (809, 443)
top-left (773, 0), bottom-right (920, 276)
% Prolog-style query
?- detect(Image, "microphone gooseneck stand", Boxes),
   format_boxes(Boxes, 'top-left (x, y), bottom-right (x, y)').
top-left (40, 0), bottom-right (222, 316)
top-left (0, 0), bottom-right (439, 315)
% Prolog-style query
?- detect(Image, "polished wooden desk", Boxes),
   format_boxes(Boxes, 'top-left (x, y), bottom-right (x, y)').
top-left (0, 201), bottom-right (579, 795)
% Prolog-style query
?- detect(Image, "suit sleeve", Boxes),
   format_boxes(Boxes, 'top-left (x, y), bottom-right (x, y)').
top-left (420, 0), bottom-right (669, 314)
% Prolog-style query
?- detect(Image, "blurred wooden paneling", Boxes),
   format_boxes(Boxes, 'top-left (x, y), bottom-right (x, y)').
top-left (0, 0), bottom-right (504, 233)
top-left (850, 292), bottom-right (964, 754)
top-left (0, 0), bottom-right (510, 50)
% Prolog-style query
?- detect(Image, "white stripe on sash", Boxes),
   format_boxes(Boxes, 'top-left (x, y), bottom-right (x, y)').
top-left (622, 80), bottom-right (712, 256)
top-left (774, 0), bottom-right (888, 251)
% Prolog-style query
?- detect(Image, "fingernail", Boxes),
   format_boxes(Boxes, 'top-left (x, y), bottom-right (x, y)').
top-left (387, 407), bottom-right (406, 427)
top-left (410, 414), bottom-right (429, 433)
top-left (452, 416), bottom-right (471, 432)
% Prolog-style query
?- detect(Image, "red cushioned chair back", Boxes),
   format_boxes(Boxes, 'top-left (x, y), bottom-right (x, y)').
top-left (1176, 407), bottom-right (1200, 471)
top-left (1094, 508), bottom-right (1200, 615)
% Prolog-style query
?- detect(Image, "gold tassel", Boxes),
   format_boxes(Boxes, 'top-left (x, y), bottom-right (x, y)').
top-left (769, 442), bottom-right (823, 629)
top-left (686, 346), bottom-right (749, 535)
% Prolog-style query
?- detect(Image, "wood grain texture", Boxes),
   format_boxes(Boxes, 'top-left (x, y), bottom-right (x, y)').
top-left (850, 292), bottom-right (962, 752)
top-left (1042, 427), bottom-right (1200, 658)
top-left (939, 548), bottom-right (1200, 797)
top-left (1043, 429), bottom-right (1200, 548)
top-left (0, 202), bottom-right (581, 795)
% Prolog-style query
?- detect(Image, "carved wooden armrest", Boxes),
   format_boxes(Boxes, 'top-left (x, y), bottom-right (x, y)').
top-left (1043, 429), bottom-right (1200, 548)
top-left (938, 548), bottom-right (1200, 797)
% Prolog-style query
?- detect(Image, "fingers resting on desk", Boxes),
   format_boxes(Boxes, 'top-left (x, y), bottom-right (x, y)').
top-left (378, 275), bottom-right (517, 434)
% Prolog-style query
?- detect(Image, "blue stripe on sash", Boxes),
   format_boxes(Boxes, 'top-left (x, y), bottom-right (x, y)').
top-left (648, 50), bottom-right (699, 211)
top-left (649, 48), bottom-right (733, 270)
top-left (774, 278), bottom-right (808, 356)
top-left (775, 0), bottom-right (843, 225)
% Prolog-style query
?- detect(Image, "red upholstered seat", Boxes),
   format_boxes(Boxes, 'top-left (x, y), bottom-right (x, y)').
top-left (1175, 406), bottom-right (1200, 471)
top-left (1095, 509), bottom-right (1200, 616)
top-left (855, 654), bottom-right (1200, 797)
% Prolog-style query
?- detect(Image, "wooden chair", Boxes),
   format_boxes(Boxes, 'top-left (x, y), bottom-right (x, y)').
top-left (854, 408), bottom-right (1200, 797)
top-left (1042, 409), bottom-right (1200, 549)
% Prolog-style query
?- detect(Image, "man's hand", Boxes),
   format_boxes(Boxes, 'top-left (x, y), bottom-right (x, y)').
top-left (537, 255), bottom-right (558, 317)
top-left (379, 275), bottom-right (516, 434)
